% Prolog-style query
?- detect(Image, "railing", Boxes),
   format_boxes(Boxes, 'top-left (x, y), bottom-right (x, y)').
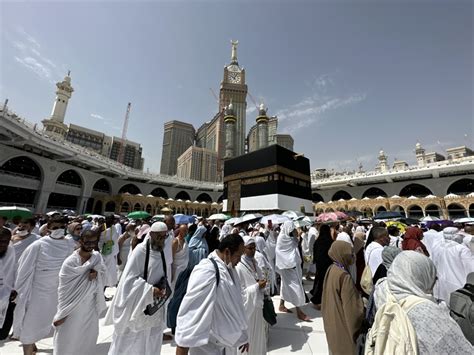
top-left (56, 181), bottom-right (82, 188)
top-left (0, 169), bottom-right (41, 180)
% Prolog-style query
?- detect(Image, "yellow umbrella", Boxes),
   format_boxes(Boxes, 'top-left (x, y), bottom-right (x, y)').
top-left (385, 220), bottom-right (407, 233)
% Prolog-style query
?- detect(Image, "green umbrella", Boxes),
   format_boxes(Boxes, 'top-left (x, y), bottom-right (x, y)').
top-left (0, 206), bottom-right (33, 220)
top-left (127, 211), bottom-right (151, 219)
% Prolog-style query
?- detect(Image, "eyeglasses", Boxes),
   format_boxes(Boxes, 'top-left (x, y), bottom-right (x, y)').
top-left (50, 226), bottom-right (65, 230)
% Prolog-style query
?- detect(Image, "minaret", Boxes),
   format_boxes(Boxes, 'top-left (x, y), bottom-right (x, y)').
top-left (42, 71), bottom-right (74, 138)
top-left (415, 142), bottom-right (426, 166)
top-left (224, 101), bottom-right (236, 159)
top-left (256, 103), bottom-right (269, 149)
top-left (377, 149), bottom-right (389, 172)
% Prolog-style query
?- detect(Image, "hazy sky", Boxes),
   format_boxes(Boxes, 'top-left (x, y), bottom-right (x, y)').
top-left (1, 0), bottom-right (472, 173)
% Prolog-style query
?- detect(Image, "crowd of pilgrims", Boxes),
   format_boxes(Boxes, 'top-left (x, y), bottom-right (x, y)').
top-left (0, 211), bottom-right (473, 355)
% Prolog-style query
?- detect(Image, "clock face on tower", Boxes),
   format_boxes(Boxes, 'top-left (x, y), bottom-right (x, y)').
top-left (227, 71), bottom-right (241, 84)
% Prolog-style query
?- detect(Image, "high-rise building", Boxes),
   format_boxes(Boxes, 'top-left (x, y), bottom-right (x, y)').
top-left (177, 146), bottom-right (219, 182)
top-left (159, 40), bottom-right (294, 181)
top-left (275, 134), bottom-right (294, 152)
top-left (109, 137), bottom-right (144, 170)
top-left (219, 40), bottom-right (248, 158)
top-left (247, 116), bottom-right (278, 153)
top-left (160, 120), bottom-right (195, 176)
top-left (66, 124), bottom-right (106, 153)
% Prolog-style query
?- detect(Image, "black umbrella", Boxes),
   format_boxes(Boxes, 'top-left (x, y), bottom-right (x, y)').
top-left (373, 211), bottom-right (403, 220)
top-left (400, 217), bottom-right (420, 225)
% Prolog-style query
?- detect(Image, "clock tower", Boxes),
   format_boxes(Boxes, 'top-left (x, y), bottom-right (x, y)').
top-left (219, 40), bottom-right (248, 156)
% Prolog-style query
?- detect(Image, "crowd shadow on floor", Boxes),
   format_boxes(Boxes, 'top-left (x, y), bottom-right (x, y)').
top-left (267, 309), bottom-right (312, 352)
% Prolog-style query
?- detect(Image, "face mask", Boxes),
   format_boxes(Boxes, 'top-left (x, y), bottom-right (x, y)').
top-left (17, 230), bottom-right (29, 237)
top-left (72, 235), bottom-right (80, 241)
top-left (50, 229), bottom-right (65, 239)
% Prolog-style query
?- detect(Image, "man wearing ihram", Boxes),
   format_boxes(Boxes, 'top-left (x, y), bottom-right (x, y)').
top-left (175, 233), bottom-right (249, 355)
top-left (105, 222), bottom-right (171, 354)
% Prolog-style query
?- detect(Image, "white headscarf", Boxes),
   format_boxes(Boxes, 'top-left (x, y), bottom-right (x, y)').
top-left (387, 251), bottom-right (437, 302)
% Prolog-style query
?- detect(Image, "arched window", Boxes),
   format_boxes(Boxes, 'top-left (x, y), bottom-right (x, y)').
top-left (150, 187), bottom-right (168, 199)
top-left (196, 193), bottom-right (212, 203)
top-left (312, 193), bottom-right (324, 203)
top-left (407, 205), bottom-right (423, 218)
top-left (93, 178), bottom-right (111, 193)
top-left (0, 156), bottom-right (42, 180)
top-left (56, 169), bottom-right (82, 187)
top-left (175, 191), bottom-right (191, 201)
top-left (331, 190), bottom-right (352, 201)
top-left (119, 184), bottom-right (141, 195)
top-left (134, 203), bottom-right (142, 211)
top-left (425, 204), bottom-right (441, 218)
top-left (447, 178), bottom-right (474, 195)
top-left (399, 184), bottom-right (432, 198)
top-left (362, 187), bottom-right (388, 199)
top-left (447, 203), bottom-right (466, 219)
top-left (121, 202), bottom-right (130, 213)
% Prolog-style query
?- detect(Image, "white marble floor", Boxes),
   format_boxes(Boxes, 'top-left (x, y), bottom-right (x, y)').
top-left (0, 281), bottom-right (329, 355)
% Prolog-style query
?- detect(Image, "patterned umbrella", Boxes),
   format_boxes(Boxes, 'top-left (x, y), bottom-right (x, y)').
top-left (316, 212), bottom-right (339, 222)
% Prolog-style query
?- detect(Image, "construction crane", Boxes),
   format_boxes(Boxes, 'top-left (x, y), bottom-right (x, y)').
top-left (247, 91), bottom-right (260, 111)
top-left (209, 88), bottom-right (219, 103)
top-left (117, 102), bottom-right (131, 165)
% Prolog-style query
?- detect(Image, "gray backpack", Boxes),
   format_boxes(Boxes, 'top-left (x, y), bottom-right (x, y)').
top-left (450, 284), bottom-right (474, 345)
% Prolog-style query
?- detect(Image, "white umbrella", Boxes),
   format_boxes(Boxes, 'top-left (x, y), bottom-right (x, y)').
top-left (282, 210), bottom-right (305, 220)
top-left (225, 217), bottom-right (242, 225)
top-left (46, 210), bottom-right (61, 216)
top-left (208, 213), bottom-right (230, 221)
top-left (454, 217), bottom-right (474, 224)
top-left (421, 215), bottom-right (441, 222)
top-left (260, 214), bottom-right (291, 225)
top-left (293, 219), bottom-right (311, 228)
top-left (235, 213), bottom-right (263, 226)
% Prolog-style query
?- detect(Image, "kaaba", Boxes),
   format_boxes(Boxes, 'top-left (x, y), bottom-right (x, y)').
top-left (222, 144), bottom-right (313, 214)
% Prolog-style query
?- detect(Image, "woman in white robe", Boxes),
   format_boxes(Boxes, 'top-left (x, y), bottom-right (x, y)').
top-left (235, 236), bottom-right (268, 355)
top-left (52, 236), bottom-right (107, 355)
top-left (382, 251), bottom-right (473, 354)
top-left (275, 221), bottom-right (309, 321)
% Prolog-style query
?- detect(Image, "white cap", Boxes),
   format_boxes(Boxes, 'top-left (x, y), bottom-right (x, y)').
top-left (150, 222), bottom-right (167, 232)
